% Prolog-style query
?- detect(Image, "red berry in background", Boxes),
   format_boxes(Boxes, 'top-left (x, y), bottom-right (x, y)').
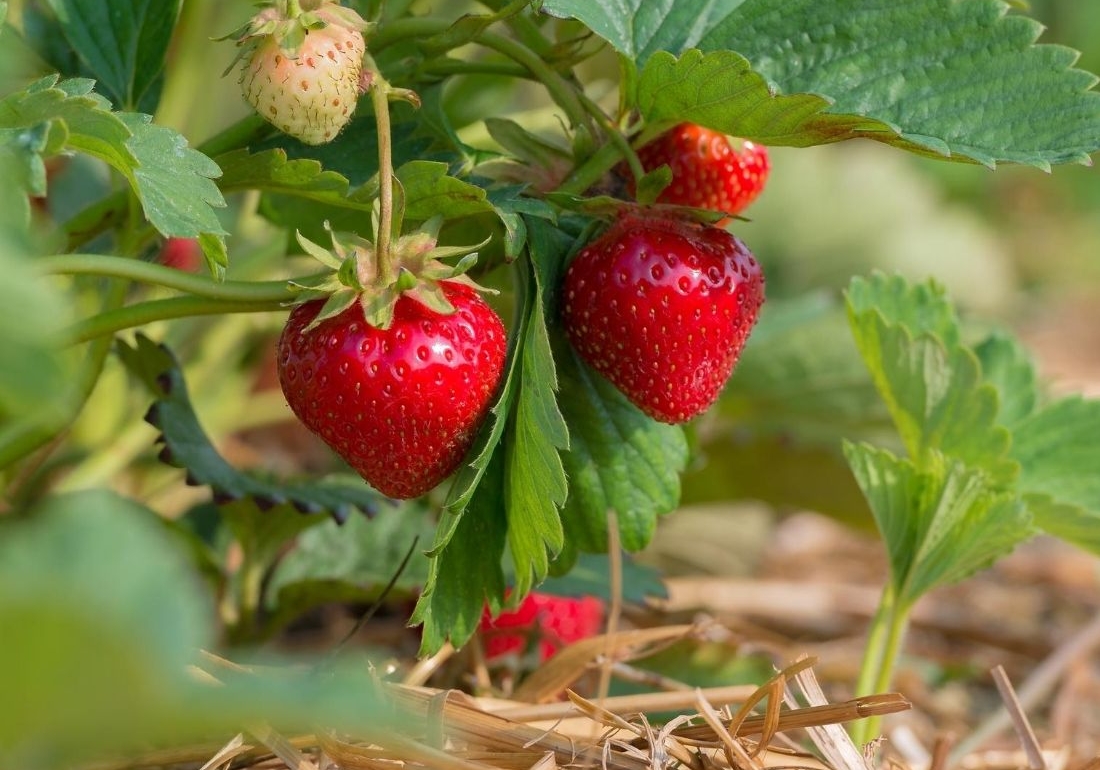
top-left (479, 593), bottom-right (605, 662)
top-left (277, 281), bottom-right (506, 499)
top-left (158, 237), bottom-right (203, 272)
top-left (636, 123), bottom-right (769, 219)
top-left (561, 214), bottom-right (764, 424)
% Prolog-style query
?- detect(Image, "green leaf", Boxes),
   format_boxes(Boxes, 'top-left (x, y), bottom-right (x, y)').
top-left (555, 342), bottom-right (689, 553)
top-left (974, 332), bottom-right (1040, 428)
top-left (0, 491), bottom-right (395, 769)
top-left (395, 160), bottom-right (495, 222)
top-left (413, 448), bottom-right (508, 654)
top-left (698, 0), bottom-right (1100, 167)
top-left (117, 334), bottom-right (381, 524)
top-left (505, 220), bottom-right (570, 597)
top-left (546, 0), bottom-right (1100, 166)
top-left (1011, 396), bottom-right (1100, 554)
top-left (540, 552), bottom-right (668, 604)
top-left (44, 0), bottom-right (178, 111)
top-left (264, 503), bottom-right (434, 636)
top-left (844, 442), bottom-right (1032, 606)
top-left (538, 0), bottom-right (745, 63)
top-left (637, 50), bottom-right (882, 147)
top-left (845, 274), bottom-right (1014, 481)
top-left (217, 148), bottom-right (376, 211)
top-left (721, 293), bottom-right (892, 446)
top-left (118, 112), bottom-right (228, 258)
top-left (0, 76), bottom-right (135, 170)
top-left (0, 490), bottom-right (210, 764)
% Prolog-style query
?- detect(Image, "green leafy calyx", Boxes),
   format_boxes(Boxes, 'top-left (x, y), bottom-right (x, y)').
top-left (290, 219), bottom-right (492, 330)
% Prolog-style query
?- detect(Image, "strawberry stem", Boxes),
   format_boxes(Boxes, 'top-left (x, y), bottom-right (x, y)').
top-left (365, 54), bottom-right (397, 284)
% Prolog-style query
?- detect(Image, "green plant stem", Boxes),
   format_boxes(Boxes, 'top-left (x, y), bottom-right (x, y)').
top-left (370, 17), bottom-right (591, 132)
top-left (851, 585), bottom-right (910, 746)
top-left (40, 254), bottom-right (308, 301)
top-left (233, 554), bottom-right (268, 644)
top-left (555, 142), bottom-right (623, 195)
top-left (366, 56), bottom-right (397, 280)
top-left (576, 89), bottom-right (644, 183)
top-left (62, 296), bottom-right (287, 345)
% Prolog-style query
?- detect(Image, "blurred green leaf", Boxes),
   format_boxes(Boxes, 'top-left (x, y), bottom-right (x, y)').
top-left (541, 552), bottom-right (668, 603)
top-left (721, 293), bottom-right (892, 446)
top-left (844, 442), bottom-right (1032, 605)
top-left (974, 332), bottom-right (1040, 428)
top-left (1012, 396), bottom-right (1100, 553)
top-left (0, 490), bottom-right (396, 769)
top-left (845, 274), bottom-right (1016, 482)
top-left (44, 0), bottom-right (177, 111)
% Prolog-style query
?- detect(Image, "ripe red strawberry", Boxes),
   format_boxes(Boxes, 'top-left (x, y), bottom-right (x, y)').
top-left (561, 214), bottom-right (764, 424)
top-left (231, 1), bottom-right (369, 145)
top-left (636, 124), bottom-right (769, 218)
top-left (479, 593), bottom-right (605, 662)
top-left (158, 237), bottom-right (202, 272)
top-left (277, 280), bottom-right (506, 499)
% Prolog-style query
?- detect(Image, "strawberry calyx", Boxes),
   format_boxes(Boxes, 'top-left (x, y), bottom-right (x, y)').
top-left (219, 0), bottom-right (373, 73)
top-left (289, 217), bottom-right (493, 332)
top-left (546, 194), bottom-right (733, 228)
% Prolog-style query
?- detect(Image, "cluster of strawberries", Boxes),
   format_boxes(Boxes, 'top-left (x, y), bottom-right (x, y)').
top-left (228, 1), bottom-right (770, 655)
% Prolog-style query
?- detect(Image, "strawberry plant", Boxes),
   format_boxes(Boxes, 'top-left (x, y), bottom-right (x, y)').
top-left (2, 0), bottom-right (1100, 765)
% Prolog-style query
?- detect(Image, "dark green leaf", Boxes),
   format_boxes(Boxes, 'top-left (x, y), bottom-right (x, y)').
top-left (505, 220), bottom-right (570, 596)
top-left (117, 334), bottom-right (381, 524)
top-left (413, 448), bottom-right (508, 654)
top-left (44, 0), bottom-right (178, 111)
top-left (217, 148), bottom-right (375, 212)
top-left (541, 552), bottom-right (668, 604)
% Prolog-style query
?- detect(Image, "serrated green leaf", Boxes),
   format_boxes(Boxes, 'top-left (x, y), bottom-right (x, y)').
top-left (700, 0), bottom-right (1100, 166)
top-left (395, 160), bottom-right (495, 222)
top-left (845, 274), bottom-right (1015, 481)
top-left (0, 75), bottom-right (134, 170)
top-left (44, 0), bottom-right (177, 111)
top-left (1011, 396), bottom-right (1100, 555)
top-left (974, 332), bottom-right (1040, 428)
top-left (118, 112), bottom-right (227, 247)
top-left (538, 0), bottom-right (744, 62)
top-left (547, 0), bottom-right (1100, 166)
top-left (413, 448), bottom-right (508, 654)
top-left (505, 221), bottom-right (569, 597)
top-left (116, 334), bottom-right (382, 524)
top-left (637, 50), bottom-right (884, 147)
top-left (217, 148), bottom-right (376, 212)
top-left (844, 442), bottom-right (1032, 606)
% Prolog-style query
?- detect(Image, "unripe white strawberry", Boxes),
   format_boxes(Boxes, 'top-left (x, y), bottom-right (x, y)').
top-left (229, 1), bottom-right (370, 145)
